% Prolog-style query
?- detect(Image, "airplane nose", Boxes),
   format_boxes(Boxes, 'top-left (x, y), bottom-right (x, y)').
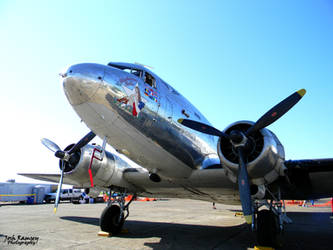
top-left (63, 63), bottom-right (105, 105)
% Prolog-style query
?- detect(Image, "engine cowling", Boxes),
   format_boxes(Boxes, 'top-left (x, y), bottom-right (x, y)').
top-left (218, 121), bottom-right (286, 186)
top-left (59, 144), bottom-right (134, 189)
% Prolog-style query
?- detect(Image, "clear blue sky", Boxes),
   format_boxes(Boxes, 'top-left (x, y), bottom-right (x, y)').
top-left (1, 1), bottom-right (332, 182)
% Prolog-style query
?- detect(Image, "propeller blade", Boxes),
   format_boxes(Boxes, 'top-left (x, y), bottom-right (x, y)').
top-left (178, 119), bottom-right (229, 139)
top-left (246, 89), bottom-right (306, 136)
top-left (67, 131), bottom-right (96, 154)
top-left (237, 147), bottom-right (253, 224)
top-left (41, 138), bottom-right (61, 153)
top-left (54, 161), bottom-right (65, 214)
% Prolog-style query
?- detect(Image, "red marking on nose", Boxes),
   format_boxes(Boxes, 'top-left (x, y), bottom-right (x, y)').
top-left (271, 112), bottom-right (277, 117)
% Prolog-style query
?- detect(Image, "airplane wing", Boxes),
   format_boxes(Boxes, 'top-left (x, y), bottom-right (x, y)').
top-left (281, 158), bottom-right (333, 200)
top-left (18, 173), bottom-right (81, 186)
top-left (284, 158), bottom-right (333, 172)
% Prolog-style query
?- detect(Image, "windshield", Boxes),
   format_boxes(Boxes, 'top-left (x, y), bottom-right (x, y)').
top-left (108, 63), bottom-right (143, 78)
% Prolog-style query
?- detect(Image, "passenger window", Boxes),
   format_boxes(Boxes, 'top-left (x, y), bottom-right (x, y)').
top-left (144, 72), bottom-right (156, 88)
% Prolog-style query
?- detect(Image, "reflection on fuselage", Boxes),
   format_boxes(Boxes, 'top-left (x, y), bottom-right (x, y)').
top-left (63, 62), bottom-right (219, 179)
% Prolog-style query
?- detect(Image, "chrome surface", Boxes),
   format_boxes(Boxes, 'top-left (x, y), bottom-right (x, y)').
top-left (63, 63), bottom-right (105, 105)
top-left (63, 63), bottom-right (219, 179)
top-left (63, 144), bottom-right (135, 190)
top-left (218, 121), bottom-right (285, 185)
top-left (123, 168), bottom-right (241, 205)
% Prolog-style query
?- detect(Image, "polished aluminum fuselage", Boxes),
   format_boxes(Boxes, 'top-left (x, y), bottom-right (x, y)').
top-left (63, 63), bottom-right (220, 179)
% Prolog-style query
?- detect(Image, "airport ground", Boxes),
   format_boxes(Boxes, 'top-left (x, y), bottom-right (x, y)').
top-left (0, 199), bottom-right (333, 249)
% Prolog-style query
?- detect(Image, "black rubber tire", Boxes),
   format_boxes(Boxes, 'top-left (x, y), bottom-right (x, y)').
top-left (257, 209), bottom-right (284, 248)
top-left (100, 205), bottom-right (125, 234)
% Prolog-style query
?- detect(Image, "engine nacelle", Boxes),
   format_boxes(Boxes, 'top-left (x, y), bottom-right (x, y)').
top-left (60, 144), bottom-right (135, 189)
top-left (218, 121), bottom-right (286, 186)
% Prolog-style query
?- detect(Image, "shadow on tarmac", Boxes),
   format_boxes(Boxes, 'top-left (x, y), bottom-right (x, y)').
top-left (60, 216), bottom-right (248, 237)
top-left (61, 211), bottom-right (333, 249)
top-left (60, 216), bottom-right (253, 248)
top-left (61, 216), bottom-right (100, 226)
top-left (282, 211), bottom-right (333, 249)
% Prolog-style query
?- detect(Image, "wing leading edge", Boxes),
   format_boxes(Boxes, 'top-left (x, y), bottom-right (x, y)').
top-left (18, 173), bottom-right (79, 186)
top-left (281, 158), bottom-right (333, 200)
top-left (285, 158), bottom-right (333, 172)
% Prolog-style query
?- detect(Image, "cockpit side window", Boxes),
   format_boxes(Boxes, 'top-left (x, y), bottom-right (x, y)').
top-left (144, 72), bottom-right (156, 88)
top-left (108, 64), bottom-right (143, 78)
top-left (131, 69), bottom-right (142, 78)
top-left (121, 68), bottom-right (143, 78)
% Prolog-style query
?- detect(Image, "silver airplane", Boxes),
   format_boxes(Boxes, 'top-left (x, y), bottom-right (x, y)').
top-left (21, 62), bottom-right (333, 248)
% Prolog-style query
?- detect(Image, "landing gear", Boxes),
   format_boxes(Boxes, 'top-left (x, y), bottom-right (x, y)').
top-left (99, 191), bottom-right (136, 234)
top-left (100, 205), bottom-right (125, 234)
top-left (256, 209), bottom-right (283, 248)
top-left (254, 188), bottom-right (291, 248)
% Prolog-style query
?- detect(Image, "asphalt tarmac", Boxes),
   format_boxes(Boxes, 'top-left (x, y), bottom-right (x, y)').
top-left (0, 199), bottom-right (332, 249)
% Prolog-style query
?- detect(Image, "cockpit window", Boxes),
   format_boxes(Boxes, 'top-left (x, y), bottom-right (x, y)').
top-left (131, 69), bottom-right (142, 78)
top-left (121, 68), bottom-right (143, 78)
top-left (108, 63), bottom-right (157, 88)
top-left (108, 63), bottom-right (143, 78)
top-left (144, 72), bottom-right (156, 88)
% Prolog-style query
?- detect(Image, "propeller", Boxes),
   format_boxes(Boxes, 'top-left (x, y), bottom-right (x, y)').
top-left (177, 119), bottom-right (229, 139)
top-left (245, 89), bottom-right (306, 136)
top-left (41, 131), bottom-right (96, 213)
top-left (178, 89), bottom-right (306, 224)
top-left (54, 161), bottom-right (65, 214)
top-left (41, 138), bottom-right (61, 153)
top-left (67, 131), bottom-right (96, 155)
top-left (237, 146), bottom-right (253, 224)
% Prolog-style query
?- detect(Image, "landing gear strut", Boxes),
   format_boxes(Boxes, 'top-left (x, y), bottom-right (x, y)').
top-left (100, 191), bottom-right (136, 234)
top-left (254, 187), bottom-right (291, 248)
